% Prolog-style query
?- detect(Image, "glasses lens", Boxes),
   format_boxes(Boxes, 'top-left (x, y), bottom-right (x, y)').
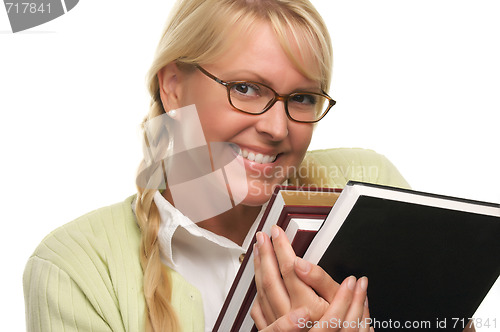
top-left (228, 82), bottom-right (275, 114)
top-left (287, 93), bottom-right (329, 122)
top-left (228, 82), bottom-right (330, 122)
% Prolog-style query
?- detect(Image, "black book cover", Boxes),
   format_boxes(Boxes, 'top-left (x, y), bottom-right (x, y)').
top-left (318, 195), bottom-right (500, 331)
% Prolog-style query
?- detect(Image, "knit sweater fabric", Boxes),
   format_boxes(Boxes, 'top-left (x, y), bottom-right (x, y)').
top-left (23, 195), bottom-right (204, 332)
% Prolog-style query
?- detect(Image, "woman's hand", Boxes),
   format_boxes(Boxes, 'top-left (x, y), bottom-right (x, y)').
top-left (259, 279), bottom-right (373, 332)
top-left (251, 225), bottom-right (373, 331)
top-left (251, 226), bottom-right (328, 325)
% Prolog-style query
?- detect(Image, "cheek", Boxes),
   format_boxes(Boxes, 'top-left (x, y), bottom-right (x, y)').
top-left (290, 125), bottom-right (314, 160)
top-left (181, 86), bottom-right (233, 140)
top-left (196, 103), bottom-right (239, 142)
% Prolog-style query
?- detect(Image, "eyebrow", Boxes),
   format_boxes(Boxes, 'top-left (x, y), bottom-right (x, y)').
top-left (220, 69), bottom-right (322, 93)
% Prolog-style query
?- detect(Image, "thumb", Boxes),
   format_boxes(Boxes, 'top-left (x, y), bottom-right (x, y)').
top-left (259, 307), bottom-right (310, 331)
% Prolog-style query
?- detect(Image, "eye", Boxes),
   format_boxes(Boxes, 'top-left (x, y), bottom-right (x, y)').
top-left (231, 83), bottom-right (261, 98)
top-left (290, 94), bottom-right (318, 105)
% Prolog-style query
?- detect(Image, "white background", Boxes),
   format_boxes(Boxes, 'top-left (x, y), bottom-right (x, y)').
top-left (1, 0), bottom-right (498, 330)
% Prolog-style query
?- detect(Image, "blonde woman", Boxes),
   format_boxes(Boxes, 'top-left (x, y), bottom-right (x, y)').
top-left (24, 0), bottom-right (373, 331)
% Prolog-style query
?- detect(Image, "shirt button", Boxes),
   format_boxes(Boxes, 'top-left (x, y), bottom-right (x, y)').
top-left (239, 253), bottom-right (245, 264)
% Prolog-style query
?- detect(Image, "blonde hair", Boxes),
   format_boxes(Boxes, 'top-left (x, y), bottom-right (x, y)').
top-left (135, 0), bottom-right (333, 330)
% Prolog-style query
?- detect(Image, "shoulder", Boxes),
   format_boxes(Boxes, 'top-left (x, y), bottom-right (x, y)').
top-left (29, 195), bottom-right (141, 270)
top-left (291, 148), bottom-right (411, 189)
top-left (24, 195), bottom-right (146, 331)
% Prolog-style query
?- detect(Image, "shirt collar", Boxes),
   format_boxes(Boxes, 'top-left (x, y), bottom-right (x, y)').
top-left (152, 191), bottom-right (265, 268)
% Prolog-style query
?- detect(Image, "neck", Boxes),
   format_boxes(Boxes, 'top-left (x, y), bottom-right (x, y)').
top-left (197, 204), bottom-right (261, 246)
top-left (161, 189), bottom-right (261, 246)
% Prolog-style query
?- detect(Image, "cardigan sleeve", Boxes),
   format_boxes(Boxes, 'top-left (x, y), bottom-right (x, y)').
top-left (23, 196), bottom-right (205, 332)
top-left (22, 198), bottom-right (139, 332)
top-left (24, 256), bottom-right (113, 332)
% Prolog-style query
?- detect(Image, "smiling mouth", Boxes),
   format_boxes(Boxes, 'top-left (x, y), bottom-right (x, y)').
top-left (227, 143), bottom-right (279, 164)
top-left (231, 146), bottom-right (277, 164)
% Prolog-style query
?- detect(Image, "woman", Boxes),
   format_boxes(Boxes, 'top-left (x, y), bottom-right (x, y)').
top-left (24, 0), bottom-right (371, 331)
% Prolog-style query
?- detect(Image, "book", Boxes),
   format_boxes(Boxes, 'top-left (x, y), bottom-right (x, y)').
top-left (213, 182), bottom-right (500, 332)
top-left (213, 186), bottom-right (342, 331)
top-left (305, 181), bottom-right (500, 331)
top-left (285, 218), bottom-right (324, 257)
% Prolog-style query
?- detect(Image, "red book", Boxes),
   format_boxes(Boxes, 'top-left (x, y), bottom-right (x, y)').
top-left (213, 186), bottom-right (341, 332)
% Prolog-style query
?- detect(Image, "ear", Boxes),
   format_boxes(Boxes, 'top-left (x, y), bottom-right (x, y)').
top-left (158, 62), bottom-right (184, 111)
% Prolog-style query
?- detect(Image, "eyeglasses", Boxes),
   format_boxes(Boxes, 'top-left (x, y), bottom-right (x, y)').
top-left (196, 65), bottom-right (335, 123)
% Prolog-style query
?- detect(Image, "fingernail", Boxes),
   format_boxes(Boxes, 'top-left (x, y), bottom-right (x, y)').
top-left (256, 232), bottom-right (264, 248)
top-left (359, 276), bottom-right (368, 291)
top-left (346, 276), bottom-right (356, 290)
top-left (271, 225), bottom-right (279, 239)
top-left (295, 257), bottom-right (311, 273)
top-left (253, 243), bottom-right (259, 257)
top-left (289, 307), bottom-right (308, 324)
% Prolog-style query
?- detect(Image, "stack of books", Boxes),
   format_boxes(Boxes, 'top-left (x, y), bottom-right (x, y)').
top-left (213, 182), bottom-right (500, 332)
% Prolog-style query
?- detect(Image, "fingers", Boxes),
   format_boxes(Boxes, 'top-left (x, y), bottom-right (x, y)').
top-left (310, 276), bottom-right (369, 332)
top-left (250, 300), bottom-right (268, 331)
top-left (259, 307), bottom-right (310, 332)
top-left (343, 277), bottom-right (368, 331)
top-left (270, 226), bottom-right (328, 320)
top-left (358, 298), bottom-right (372, 332)
top-left (324, 276), bottom-right (357, 325)
top-left (294, 257), bottom-right (340, 303)
top-left (254, 231), bottom-right (290, 321)
top-left (270, 226), bottom-right (312, 297)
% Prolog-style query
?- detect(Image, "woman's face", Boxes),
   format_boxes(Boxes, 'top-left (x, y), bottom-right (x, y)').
top-left (162, 23), bottom-right (318, 206)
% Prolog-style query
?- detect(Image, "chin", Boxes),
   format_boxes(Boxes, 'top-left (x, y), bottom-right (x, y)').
top-left (239, 179), bottom-right (282, 207)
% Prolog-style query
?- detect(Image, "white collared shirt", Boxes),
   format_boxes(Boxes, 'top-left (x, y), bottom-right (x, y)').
top-left (151, 191), bottom-right (263, 331)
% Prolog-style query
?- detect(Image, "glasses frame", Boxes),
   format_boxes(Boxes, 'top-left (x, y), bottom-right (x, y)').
top-left (196, 65), bottom-right (336, 123)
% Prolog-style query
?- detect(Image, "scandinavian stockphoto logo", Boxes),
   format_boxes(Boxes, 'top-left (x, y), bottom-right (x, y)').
top-left (137, 105), bottom-right (248, 223)
top-left (3, 0), bottom-right (79, 33)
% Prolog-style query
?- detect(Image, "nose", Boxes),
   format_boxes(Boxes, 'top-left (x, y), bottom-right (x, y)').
top-left (254, 99), bottom-right (289, 141)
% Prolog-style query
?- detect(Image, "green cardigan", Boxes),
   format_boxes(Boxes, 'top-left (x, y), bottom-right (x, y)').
top-left (23, 148), bottom-right (409, 331)
top-left (23, 195), bottom-right (205, 332)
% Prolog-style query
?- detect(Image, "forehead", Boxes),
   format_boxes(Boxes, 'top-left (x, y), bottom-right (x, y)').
top-left (211, 22), bottom-right (320, 87)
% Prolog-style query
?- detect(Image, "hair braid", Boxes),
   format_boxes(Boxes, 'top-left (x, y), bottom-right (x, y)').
top-left (136, 96), bottom-right (180, 331)
top-left (136, 188), bottom-right (179, 332)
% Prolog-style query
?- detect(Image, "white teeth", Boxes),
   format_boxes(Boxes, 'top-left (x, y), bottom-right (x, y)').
top-left (239, 149), bottom-right (277, 164)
